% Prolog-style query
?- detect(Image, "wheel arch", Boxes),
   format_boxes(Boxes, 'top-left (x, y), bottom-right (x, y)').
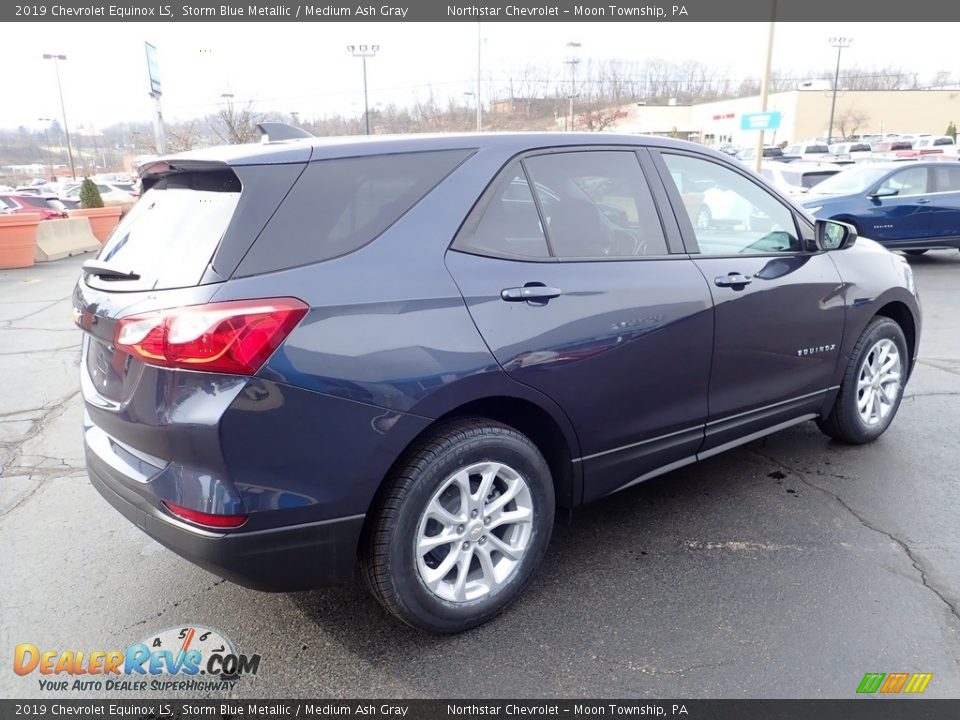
top-left (358, 394), bottom-right (581, 557)
top-left (873, 300), bottom-right (918, 375)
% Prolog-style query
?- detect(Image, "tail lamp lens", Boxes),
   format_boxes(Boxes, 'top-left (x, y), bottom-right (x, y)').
top-left (114, 298), bottom-right (308, 376)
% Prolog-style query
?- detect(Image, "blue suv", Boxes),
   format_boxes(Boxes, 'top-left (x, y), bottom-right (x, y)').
top-left (800, 161), bottom-right (960, 254)
top-left (76, 131), bottom-right (920, 632)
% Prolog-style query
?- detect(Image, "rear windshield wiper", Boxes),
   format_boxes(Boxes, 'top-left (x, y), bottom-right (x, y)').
top-left (81, 260), bottom-right (141, 281)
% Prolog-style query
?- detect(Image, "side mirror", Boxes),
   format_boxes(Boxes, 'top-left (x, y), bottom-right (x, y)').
top-left (815, 218), bottom-right (857, 251)
top-left (869, 186), bottom-right (899, 199)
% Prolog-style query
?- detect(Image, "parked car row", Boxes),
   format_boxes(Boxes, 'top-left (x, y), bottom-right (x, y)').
top-left (0, 176), bottom-right (140, 219)
top-left (723, 132), bottom-right (959, 168)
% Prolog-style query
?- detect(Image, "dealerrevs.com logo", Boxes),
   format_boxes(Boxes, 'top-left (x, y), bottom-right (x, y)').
top-left (13, 625), bottom-right (261, 692)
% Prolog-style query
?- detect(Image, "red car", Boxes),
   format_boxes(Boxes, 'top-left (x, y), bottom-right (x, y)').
top-left (0, 194), bottom-right (67, 220)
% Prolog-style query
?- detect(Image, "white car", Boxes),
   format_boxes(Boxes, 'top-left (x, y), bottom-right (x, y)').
top-left (759, 161), bottom-right (844, 196)
top-left (782, 142), bottom-right (832, 161)
top-left (64, 181), bottom-right (139, 213)
top-left (912, 136), bottom-right (958, 156)
top-left (828, 142), bottom-right (872, 158)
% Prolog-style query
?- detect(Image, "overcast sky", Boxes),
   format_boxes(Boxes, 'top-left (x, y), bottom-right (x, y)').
top-left (3, 22), bottom-right (955, 132)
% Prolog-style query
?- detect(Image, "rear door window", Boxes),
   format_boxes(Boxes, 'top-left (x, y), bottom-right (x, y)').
top-left (933, 166), bottom-right (960, 192)
top-left (453, 164), bottom-right (550, 259)
top-left (237, 149), bottom-right (473, 276)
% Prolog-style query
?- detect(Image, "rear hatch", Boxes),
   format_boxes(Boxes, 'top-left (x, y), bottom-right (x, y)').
top-left (75, 159), bottom-right (305, 407)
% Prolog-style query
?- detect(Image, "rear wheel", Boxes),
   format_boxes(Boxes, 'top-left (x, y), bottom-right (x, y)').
top-left (361, 418), bottom-right (555, 633)
top-left (817, 317), bottom-right (908, 444)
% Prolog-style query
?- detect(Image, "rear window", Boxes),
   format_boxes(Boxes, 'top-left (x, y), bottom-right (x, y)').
top-left (19, 196), bottom-right (51, 208)
top-left (798, 171), bottom-right (837, 188)
top-left (805, 145), bottom-right (829, 154)
top-left (236, 150), bottom-right (472, 277)
top-left (91, 169), bottom-right (241, 291)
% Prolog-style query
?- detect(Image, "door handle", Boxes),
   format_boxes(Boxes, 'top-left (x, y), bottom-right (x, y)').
top-left (501, 285), bottom-right (563, 302)
top-left (714, 273), bottom-right (753, 288)
top-left (915, 198), bottom-right (931, 204)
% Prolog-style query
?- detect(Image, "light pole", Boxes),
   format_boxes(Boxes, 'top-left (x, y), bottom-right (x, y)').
top-left (827, 37), bottom-right (852, 144)
top-left (346, 45), bottom-right (379, 135)
top-left (564, 42), bottom-right (581, 132)
top-left (476, 23), bottom-right (482, 132)
top-left (38, 117), bottom-right (54, 179)
top-left (464, 91), bottom-right (475, 128)
top-left (42, 53), bottom-right (76, 179)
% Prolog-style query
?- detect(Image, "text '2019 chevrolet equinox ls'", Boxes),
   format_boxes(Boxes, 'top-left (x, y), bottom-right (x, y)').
top-left (76, 129), bottom-right (920, 633)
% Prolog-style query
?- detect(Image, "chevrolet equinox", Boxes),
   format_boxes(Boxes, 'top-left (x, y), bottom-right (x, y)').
top-left (76, 130), bottom-right (921, 633)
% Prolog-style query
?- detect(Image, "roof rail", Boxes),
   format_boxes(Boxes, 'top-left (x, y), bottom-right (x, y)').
top-left (257, 122), bottom-right (314, 143)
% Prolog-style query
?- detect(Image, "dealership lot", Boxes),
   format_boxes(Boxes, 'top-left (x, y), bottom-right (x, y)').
top-left (1, 252), bottom-right (958, 698)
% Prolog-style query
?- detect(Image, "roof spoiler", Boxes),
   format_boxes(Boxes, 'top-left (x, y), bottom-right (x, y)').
top-left (257, 122), bottom-right (314, 143)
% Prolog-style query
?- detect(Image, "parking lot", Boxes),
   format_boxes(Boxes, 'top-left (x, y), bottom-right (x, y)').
top-left (1, 251), bottom-right (958, 699)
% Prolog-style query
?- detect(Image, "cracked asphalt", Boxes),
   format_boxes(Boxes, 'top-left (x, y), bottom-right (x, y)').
top-left (1, 252), bottom-right (958, 699)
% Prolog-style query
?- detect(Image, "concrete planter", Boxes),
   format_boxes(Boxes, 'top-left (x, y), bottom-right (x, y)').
top-left (66, 207), bottom-right (122, 244)
top-left (0, 213), bottom-right (43, 269)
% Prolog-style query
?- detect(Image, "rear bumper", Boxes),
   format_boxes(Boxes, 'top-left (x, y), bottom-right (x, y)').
top-left (87, 451), bottom-right (365, 592)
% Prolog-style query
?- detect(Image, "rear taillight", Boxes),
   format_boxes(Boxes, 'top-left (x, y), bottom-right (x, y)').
top-left (162, 501), bottom-right (248, 529)
top-left (114, 298), bottom-right (308, 375)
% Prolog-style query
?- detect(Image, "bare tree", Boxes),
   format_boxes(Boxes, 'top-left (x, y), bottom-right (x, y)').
top-left (577, 106), bottom-right (629, 132)
top-left (166, 120), bottom-right (204, 153)
top-left (833, 107), bottom-right (870, 139)
top-left (210, 98), bottom-right (263, 144)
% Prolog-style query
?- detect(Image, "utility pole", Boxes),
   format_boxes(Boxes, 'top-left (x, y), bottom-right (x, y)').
top-left (565, 41), bottom-right (581, 131)
top-left (347, 45), bottom-right (379, 135)
top-left (42, 53), bottom-right (76, 179)
top-left (754, 4), bottom-right (777, 174)
top-left (827, 37), bottom-right (852, 144)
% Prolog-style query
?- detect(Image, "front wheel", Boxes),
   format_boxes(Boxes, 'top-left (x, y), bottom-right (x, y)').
top-left (817, 317), bottom-right (908, 444)
top-left (361, 418), bottom-right (555, 633)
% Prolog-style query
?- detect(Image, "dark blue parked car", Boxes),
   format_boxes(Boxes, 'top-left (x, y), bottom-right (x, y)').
top-left (76, 131), bottom-right (920, 632)
top-left (800, 161), bottom-right (960, 254)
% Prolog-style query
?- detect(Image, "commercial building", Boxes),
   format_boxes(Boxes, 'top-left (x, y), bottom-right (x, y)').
top-left (615, 89), bottom-right (960, 145)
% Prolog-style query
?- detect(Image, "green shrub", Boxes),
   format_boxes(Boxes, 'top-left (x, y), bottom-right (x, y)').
top-left (947, 121), bottom-right (957, 140)
top-left (79, 178), bottom-right (104, 209)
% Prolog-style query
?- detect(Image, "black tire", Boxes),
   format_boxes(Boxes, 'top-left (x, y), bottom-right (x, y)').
top-left (817, 317), bottom-right (908, 444)
top-left (361, 418), bottom-right (555, 633)
top-left (903, 249), bottom-right (928, 256)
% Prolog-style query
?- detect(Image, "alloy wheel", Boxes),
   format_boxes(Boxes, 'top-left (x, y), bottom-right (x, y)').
top-left (414, 461), bottom-right (534, 603)
top-left (856, 338), bottom-right (902, 426)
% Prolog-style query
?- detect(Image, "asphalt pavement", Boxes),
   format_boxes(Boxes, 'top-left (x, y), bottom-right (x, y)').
top-left (1, 251), bottom-right (958, 699)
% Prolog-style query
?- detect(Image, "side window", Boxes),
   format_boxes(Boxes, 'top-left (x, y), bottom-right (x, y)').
top-left (878, 167), bottom-right (929, 196)
top-left (523, 151), bottom-right (668, 258)
top-left (661, 153), bottom-right (801, 255)
top-left (453, 164), bottom-right (549, 259)
top-left (933, 166), bottom-right (960, 192)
